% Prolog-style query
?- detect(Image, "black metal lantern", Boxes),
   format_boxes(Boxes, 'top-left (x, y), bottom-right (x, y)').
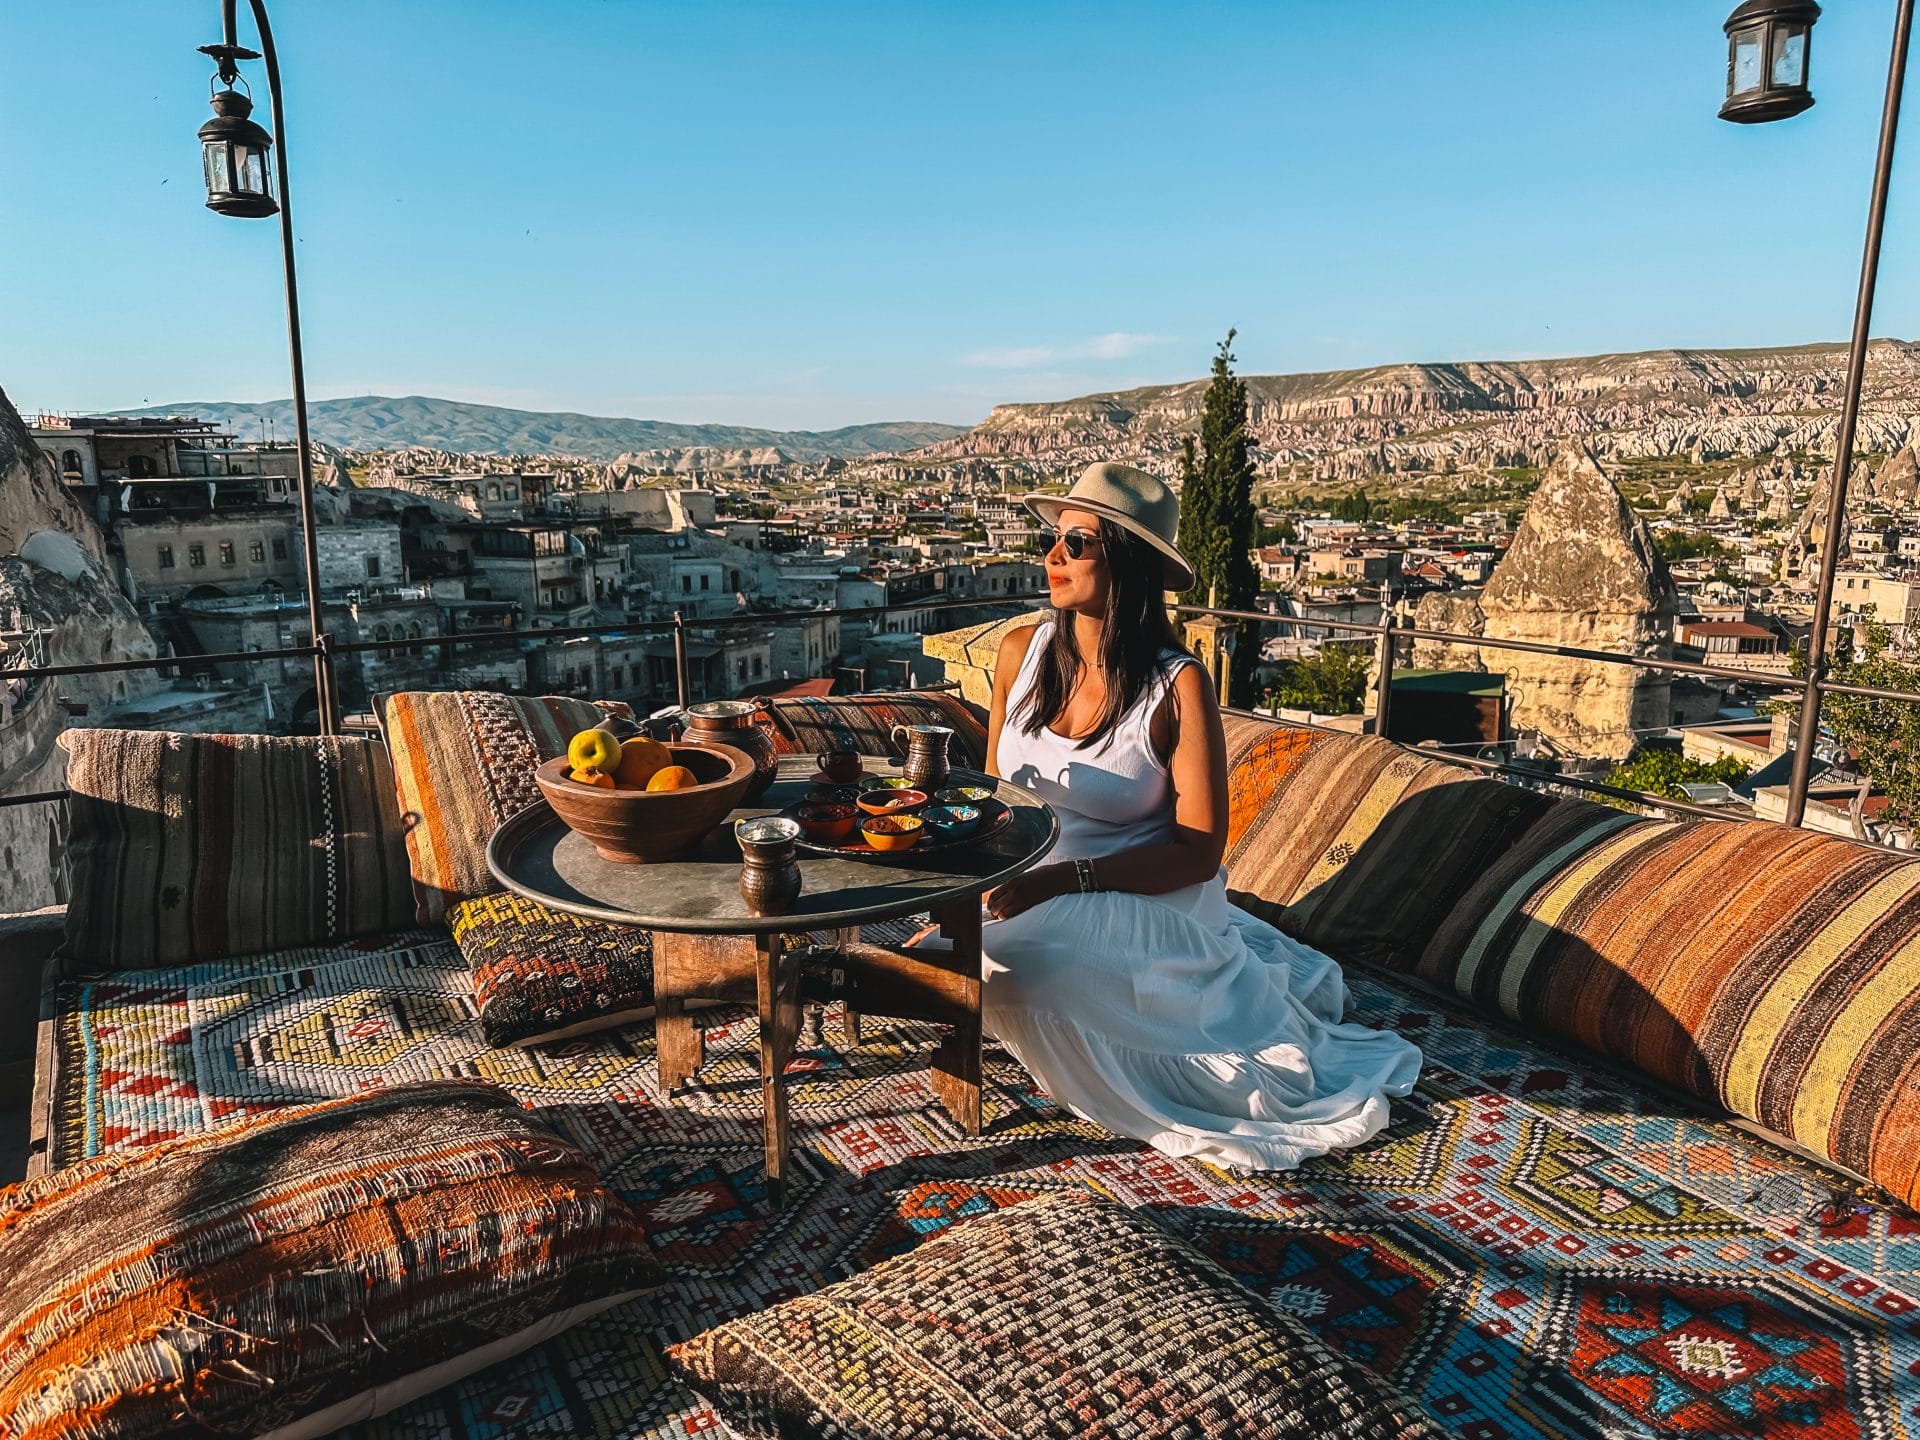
top-left (1720, 0), bottom-right (1821, 123)
top-left (198, 76), bottom-right (278, 217)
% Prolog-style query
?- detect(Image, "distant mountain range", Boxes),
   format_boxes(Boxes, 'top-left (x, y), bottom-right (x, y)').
top-left (116, 395), bottom-right (966, 462)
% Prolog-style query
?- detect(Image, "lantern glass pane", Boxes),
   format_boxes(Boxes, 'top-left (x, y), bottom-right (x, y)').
top-left (1771, 25), bottom-right (1807, 87)
top-left (239, 146), bottom-right (269, 197)
top-left (1730, 26), bottom-right (1766, 95)
top-left (202, 140), bottom-right (228, 196)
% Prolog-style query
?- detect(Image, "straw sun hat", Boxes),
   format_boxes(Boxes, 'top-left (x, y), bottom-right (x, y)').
top-left (1023, 462), bottom-right (1195, 590)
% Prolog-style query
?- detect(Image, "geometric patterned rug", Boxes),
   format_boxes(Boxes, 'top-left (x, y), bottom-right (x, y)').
top-left (46, 930), bottom-right (1920, 1440)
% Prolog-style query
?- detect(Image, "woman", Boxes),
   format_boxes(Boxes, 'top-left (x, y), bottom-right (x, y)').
top-left (971, 461), bottom-right (1421, 1172)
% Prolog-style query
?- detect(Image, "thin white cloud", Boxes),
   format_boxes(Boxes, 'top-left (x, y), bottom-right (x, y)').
top-left (962, 332), bottom-right (1168, 369)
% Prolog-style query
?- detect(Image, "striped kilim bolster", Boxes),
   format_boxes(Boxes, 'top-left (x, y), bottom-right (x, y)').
top-left (1417, 810), bottom-right (1920, 1212)
top-left (765, 691), bottom-right (988, 769)
top-left (0, 1080), bottom-right (662, 1440)
top-left (1225, 730), bottom-right (1475, 918)
top-left (57, 730), bottom-right (416, 971)
top-left (383, 691), bottom-right (628, 925)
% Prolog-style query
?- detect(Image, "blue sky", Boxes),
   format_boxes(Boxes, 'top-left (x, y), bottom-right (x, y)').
top-left (2, 1), bottom-right (1917, 430)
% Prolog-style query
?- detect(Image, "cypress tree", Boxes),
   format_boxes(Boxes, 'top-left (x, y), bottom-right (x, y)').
top-left (1176, 331), bottom-right (1261, 698)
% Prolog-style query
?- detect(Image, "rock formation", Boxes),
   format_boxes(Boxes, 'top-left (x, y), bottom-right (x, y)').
top-left (0, 384), bottom-right (160, 913)
top-left (1708, 487), bottom-right (1733, 519)
top-left (1478, 445), bottom-right (1677, 761)
top-left (1877, 444), bottom-right (1920, 504)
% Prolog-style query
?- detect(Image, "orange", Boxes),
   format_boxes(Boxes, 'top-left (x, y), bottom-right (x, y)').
top-left (615, 736), bottom-right (672, 789)
top-left (570, 768), bottom-right (616, 789)
top-left (644, 764), bottom-right (699, 792)
top-left (567, 728), bottom-right (621, 775)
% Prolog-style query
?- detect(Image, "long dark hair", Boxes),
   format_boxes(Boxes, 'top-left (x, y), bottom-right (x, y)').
top-left (1012, 516), bottom-right (1189, 748)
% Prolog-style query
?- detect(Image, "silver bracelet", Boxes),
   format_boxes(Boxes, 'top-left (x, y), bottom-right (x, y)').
top-left (1074, 857), bottom-right (1096, 893)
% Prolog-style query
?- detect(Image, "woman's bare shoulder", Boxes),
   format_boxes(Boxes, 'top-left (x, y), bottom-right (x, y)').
top-left (994, 617), bottom-right (1047, 671)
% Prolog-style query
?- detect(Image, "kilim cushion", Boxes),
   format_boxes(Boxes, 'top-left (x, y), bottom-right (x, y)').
top-left (1416, 810), bottom-right (1920, 1213)
top-left (449, 891), bottom-right (655, 1047)
top-left (382, 691), bottom-right (631, 925)
top-left (764, 690), bottom-right (988, 770)
top-left (667, 1191), bottom-right (1444, 1440)
top-left (1224, 728), bottom-right (1478, 926)
top-left (0, 1079), bottom-right (663, 1440)
top-left (56, 729), bottom-right (416, 972)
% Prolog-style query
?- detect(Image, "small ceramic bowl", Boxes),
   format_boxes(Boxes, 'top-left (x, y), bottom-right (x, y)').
top-left (793, 802), bottom-right (858, 842)
top-left (856, 788), bottom-right (928, 817)
top-left (804, 785), bottom-right (856, 806)
top-left (921, 804), bottom-right (982, 840)
top-left (935, 784), bottom-right (994, 806)
top-left (858, 775), bottom-right (918, 795)
top-left (860, 814), bottom-right (924, 851)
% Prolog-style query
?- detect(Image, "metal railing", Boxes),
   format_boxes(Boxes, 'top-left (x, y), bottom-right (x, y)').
top-left (0, 585), bottom-right (1915, 829)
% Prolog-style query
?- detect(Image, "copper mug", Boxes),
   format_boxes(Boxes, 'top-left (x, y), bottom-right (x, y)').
top-left (818, 748), bottom-right (863, 783)
top-left (736, 816), bottom-right (802, 917)
top-left (890, 723), bottom-right (954, 793)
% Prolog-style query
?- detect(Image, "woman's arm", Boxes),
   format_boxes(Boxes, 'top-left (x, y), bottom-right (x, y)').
top-left (986, 661), bottom-right (1228, 921)
top-left (984, 620), bottom-right (1040, 780)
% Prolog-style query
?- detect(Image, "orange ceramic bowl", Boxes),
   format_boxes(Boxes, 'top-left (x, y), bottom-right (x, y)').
top-left (794, 802), bottom-right (859, 842)
top-left (860, 814), bottom-right (925, 851)
top-left (856, 788), bottom-right (927, 818)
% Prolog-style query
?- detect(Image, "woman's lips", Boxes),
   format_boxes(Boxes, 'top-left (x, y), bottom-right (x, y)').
top-left (1046, 573), bottom-right (1066, 586)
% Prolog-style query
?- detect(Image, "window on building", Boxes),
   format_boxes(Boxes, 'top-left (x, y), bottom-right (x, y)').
top-left (752, 656), bottom-right (763, 678)
top-left (188, 543), bottom-right (206, 568)
top-left (611, 666), bottom-right (624, 688)
top-left (219, 541), bottom-right (236, 567)
top-left (681, 575), bottom-right (692, 594)
top-left (158, 545), bottom-right (175, 569)
top-left (700, 574), bottom-right (710, 591)
top-left (366, 556), bottom-right (381, 578)
top-left (272, 539), bottom-right (287, 561)
top-left (250, 539), bottom-right (265, 563)
top-left (737, 659), bottom-right (748, 682)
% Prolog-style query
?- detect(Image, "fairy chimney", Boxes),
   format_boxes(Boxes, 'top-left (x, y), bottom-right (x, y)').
top-left (1480, 445), bottom-right (1677, 760)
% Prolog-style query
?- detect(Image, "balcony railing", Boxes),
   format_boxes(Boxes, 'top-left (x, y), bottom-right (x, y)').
top-left (0, 587), bottom-right (1914, 833)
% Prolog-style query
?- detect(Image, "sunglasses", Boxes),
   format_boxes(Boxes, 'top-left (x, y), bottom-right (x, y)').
top-left (1054, 528), bottom-right (1103, 560)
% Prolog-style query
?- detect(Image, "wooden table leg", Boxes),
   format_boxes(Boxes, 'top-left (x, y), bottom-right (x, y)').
top-left (927, 898), bottom-right (983, 1136)
top-left (838, 925), bottom-right (863, 1047)
top-left (757, 930), bottom-right (804, 1209)
top-left (653, 933), bottom-right (704, 1094)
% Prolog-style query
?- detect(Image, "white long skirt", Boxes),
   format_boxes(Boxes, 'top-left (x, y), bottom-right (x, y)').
top-left (980, 870), bottom-right (1424, 1172)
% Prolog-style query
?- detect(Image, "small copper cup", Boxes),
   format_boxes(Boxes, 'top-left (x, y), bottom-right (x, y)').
top-left (736, 816), bottom-right (803, 916)
top-left (818, 748), bottom-right (863, 783)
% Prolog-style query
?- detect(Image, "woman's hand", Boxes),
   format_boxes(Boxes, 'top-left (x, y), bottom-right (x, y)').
top-left (984, 863), bottom-right (1070, 922)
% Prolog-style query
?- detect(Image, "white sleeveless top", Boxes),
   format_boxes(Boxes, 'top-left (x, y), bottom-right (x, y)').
top-left (995, 622), bottom-right (1198, 863)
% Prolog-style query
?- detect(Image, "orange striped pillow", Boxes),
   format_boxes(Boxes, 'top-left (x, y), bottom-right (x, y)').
top-left (382, 691), bottom-right (629, 925)
top-left (0, 1081), bottom-right (662, 1440)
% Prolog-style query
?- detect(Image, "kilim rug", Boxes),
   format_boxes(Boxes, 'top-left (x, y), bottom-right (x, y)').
top-left (46, 930), bottom-right (1920, 1440)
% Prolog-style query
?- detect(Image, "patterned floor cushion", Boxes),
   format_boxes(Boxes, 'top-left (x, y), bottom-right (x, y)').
top-left (383, 690), bottom-right (630, 925)
top-left (667, 1191), bottom-right (1444, 1440)
top-left (56, 729), bottom-right (416, 972)
top-left (1416, 811), bottom-right (1920, 1214)
top-left (450, 892), bottom-right (656, 1047)
top-left (764, 690), bottom-right (988, 770)
top-left (0, 1080), bottom-right (663, 1440)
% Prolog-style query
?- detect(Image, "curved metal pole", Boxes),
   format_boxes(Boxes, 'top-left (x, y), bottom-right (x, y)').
top-left (1784, 0), bottom-right (1914, 826)
top-left (219, 0), bottom-right (338, 735)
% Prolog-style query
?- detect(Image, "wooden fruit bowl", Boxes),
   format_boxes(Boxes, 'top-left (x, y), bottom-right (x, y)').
top-left (534, 744), bottom-right (753, 863)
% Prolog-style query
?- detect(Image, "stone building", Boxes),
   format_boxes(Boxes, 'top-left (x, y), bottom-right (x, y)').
top-left (315, 521), bottom-right (405, 594)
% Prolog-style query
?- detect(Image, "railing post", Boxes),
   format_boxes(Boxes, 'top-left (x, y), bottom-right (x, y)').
top-left (672, 609), bottom-right (690, 709)
top-left (1373, 613), bottom-right (1395, 740)
top-left (1783, 0), bottom-right (1913, 828)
